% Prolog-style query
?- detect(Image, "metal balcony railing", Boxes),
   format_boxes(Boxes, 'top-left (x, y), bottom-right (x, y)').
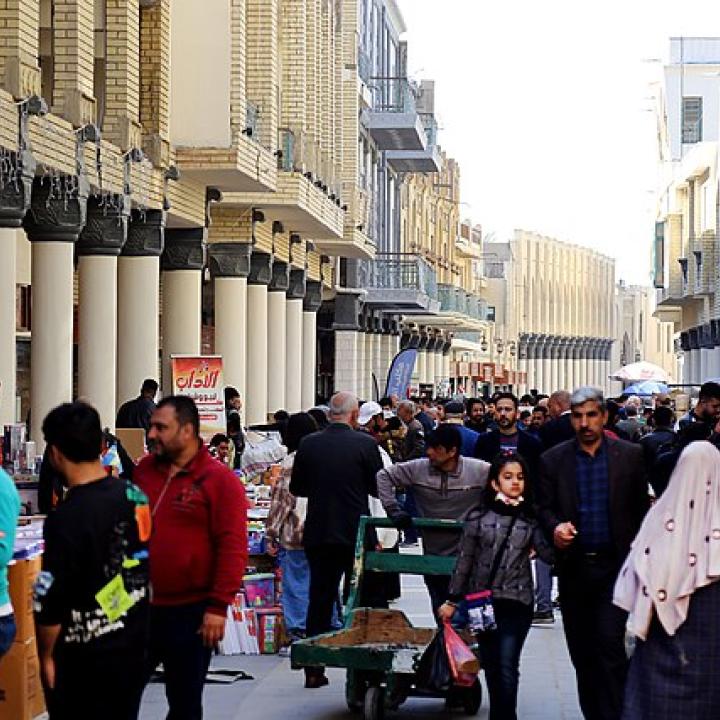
top-left (419, 112), bottom-right (438, 146)
top-left (245, 101), bottom-right (261, 144)
top-left (359, 253), bottom-right (437, 298)
top-left (369, 77), bottom-right (418, 114)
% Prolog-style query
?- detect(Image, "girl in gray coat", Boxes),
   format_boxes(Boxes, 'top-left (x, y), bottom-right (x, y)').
top-left (438, 452), bottom-right (554, 720)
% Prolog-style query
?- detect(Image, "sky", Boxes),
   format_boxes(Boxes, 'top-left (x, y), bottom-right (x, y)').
top-left (397, 0), bottom-right (719, 285)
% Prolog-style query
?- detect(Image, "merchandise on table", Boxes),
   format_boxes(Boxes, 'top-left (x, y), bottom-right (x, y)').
top-left (243, 573), bottom-right (276, 608)
top-left (257, 608), bottom-right (283, 654)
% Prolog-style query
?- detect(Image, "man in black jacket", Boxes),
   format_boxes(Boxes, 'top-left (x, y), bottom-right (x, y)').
top-left (538, 390), bottom-right (574, 450)
top-left (290, 391), bottom-right (383, 688)
top-left (537, 387), bottom-right (650, 720)
top-left (474, 392), bottom-right (542, 476)
top-left (116, 378), bottom-right (158, 432)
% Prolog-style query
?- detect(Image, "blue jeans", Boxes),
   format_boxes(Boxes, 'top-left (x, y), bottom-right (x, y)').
top-left (400, 489), bottom-right (419, 543)
top-left (279, 548), bottom-right (310, 635)
top-left (0, 614), bottom-right (15, 657)
top-left (534, 558), bottom-right (553, 614)
top-left (477, 599), bottom-right (533, 720)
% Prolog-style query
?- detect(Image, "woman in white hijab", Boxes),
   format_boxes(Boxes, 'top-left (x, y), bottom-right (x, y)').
top-left (614, 440), bottom-right (720, 719)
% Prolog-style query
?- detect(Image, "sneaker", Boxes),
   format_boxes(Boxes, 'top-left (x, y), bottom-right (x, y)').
top-left (532, 611), bottom-right (555, 625)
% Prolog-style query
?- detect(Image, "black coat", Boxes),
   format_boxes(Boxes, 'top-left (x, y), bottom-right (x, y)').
top-left (290, 423), bottom-right (383, 548)
top-left (538, 413), bottom-right (575, 451)
top-left (474, 427), bottom-right (543, 481)
top-left (536, 437), bottom-right (650, 569)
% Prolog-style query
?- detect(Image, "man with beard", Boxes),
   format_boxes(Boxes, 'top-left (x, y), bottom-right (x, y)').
top-left (474, 392), bottom-right (543, 479)
top-left (135, 396), bottom-right (247, 720)
top-left (678, 381), bottom-right (720, 430)
top-left (464, 398), bottom-right (488, 433)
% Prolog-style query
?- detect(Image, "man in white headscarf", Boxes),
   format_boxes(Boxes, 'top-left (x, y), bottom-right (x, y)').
top-left (614, 441), bottom-right (720, 719)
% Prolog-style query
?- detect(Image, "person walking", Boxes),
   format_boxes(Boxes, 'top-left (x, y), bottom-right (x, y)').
top-left (0, 467), bottom-right (20, 660)
top-left (34, 402), bottom-right (150, 719)
top-left (614, 441), bottom-right (720, 719)
top-left (443, 401), bottom-right (480, 457)
top-left (474, 393), bottom-right (543, 478)
top-left (465, 398), bottom-right (488, 434)
top-left (638, 405), bottom-right (676, 470)
top-left (136, 396), bottom-right (248, 720)
top-left (615, 404), bottom-right (643, 442)
top-left (538, 390), bottom-right (574, 450)
top-left (376, 424), bottom-right (490, 615)
top-left (290, 392), bottom-right (383, 688)
top-left (395, 400), bottom-right (426, 461)
top-left (678, 381), bottom-right (720, 430)
top-left (265, 413), bottom-right (319, 649)
top-left (438, 453), bottom-right (554, 720)
top-left (116, 378), bottom-right (159, 433)
top-left (536, 387), bottom-right (650, 720)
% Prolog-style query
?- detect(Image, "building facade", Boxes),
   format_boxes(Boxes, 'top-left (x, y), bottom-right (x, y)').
top-left (611, 283), bottom-right (677, 394)
top-left (496, 230), bottom-right (616, 397)
top-left (653, 37), bottom-right (720, 386)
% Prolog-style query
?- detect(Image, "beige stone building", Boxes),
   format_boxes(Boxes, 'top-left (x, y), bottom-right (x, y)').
top-left (492, 230), bottom-right (616, 397)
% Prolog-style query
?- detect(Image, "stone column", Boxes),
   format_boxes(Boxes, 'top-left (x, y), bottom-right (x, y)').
top-left (209, 243), bottom-right (251, 403)
top-left (364, 329), bottom-right (375, 400)
top-left (550, 338), bottom-right (561, 393)
top-left (680, 332), bottom-right (691, 386)
top-left (711, 322), bottom-right (720, 381)
top-left (565, 340), bottom-right (575, 393)
top-left (525, 336), bottom-right (537, 394)
top-left (372, 321), bottom-right (384, 400)
top-left (267, 261), bottom-right (289, 414)
top-left (285, 269), bottom-right (305, 414)
top-left (117, 210), bottom-right (165, 407)
top-left (533, 338), bottom-right (544, 395)
top-left (688, 329), bottom-right (700, 385)
top-left (246, 252), bottom-right (272, 425)
top-left (76, 195), bottom-right (128, 428)
top-left (24, 175), bottom-right (88, 444)
top-left (701, 324), bottom-right (713, 383)
top-left (0, 227), bottom-right (17, 424)
top-left (517, 336), bottom-right (528, 397)
top-left (594, 340), bottom-right (604, 389)
top-left (333, 290), bottom-right (363, 397)
top-left (161, 229), bottom-right (205, 396)
top-left (542, 338), bottom-right (553, 395)
top-left (301, 281), bottom-right (322, 409)
top-left (0, 150), bottom-right (34, 425)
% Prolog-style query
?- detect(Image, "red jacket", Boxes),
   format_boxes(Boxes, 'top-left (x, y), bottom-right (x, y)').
top-left (135, 443), bottom-right (248, 616)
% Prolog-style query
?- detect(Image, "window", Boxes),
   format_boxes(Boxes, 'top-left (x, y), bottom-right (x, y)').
top-left (487, 306), bottom-right (496, 322)
top-left (682, 97), bottom-right (703, 144)
top-left (16, 286), bottom-right (31, 332)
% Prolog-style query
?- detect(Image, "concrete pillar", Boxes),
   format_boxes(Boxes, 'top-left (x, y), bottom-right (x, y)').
top-left (550, 340), bottom-right (560, 393)
top-left (161, 230), bottom-right (204, 397)
top-left (0, 228), bottom-right (17, 425)
top-left (209, 243), bottom-right (252, 405)
top-left (542, 346), bottom-right (552, 395)
top-left (76, 197), bottom-right (129, 429)
top-left (364, 331), bottom-right (375, 399)
top-left (284, 269), bottom-right (305, 414)
top-left (565, 342), bottom-right (575, 393)
top-left (117, 210), bottom-right (164, 407)
top-left (301, 281), bottom-right (322, 410)
top-left (246, 252), bottom-right (272, 425)
top-left (333, 290), bottom-right (364, 397)
top-left (416, 350), bottom-right (427, 388)
top-left (267, 261), bottom-right (290, 414)
top-left (24, 176), bottom-right (87, 445)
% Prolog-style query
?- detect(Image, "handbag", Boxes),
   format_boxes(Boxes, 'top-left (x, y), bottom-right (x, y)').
top-left (465, 514), bottom-right (518, 633)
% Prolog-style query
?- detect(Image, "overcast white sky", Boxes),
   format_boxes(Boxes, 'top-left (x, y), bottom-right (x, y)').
top-left (397, 0), bottom-right (719, 285)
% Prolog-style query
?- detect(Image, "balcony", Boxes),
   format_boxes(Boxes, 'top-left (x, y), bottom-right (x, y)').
top-left (174, 100), bottom-right (277, 193)
top-left (386, 113), bottom-right (442, 173)
top-left (362, 77), bottom-right (427, 151)
top-left (222, 128), bottom-right (344, 240)
top-left (359, 253), bottom-right (439, 313)
top-left (316, 184), bottom-right (376, 260)
top-left (426, 284), bottom-right (488, 331)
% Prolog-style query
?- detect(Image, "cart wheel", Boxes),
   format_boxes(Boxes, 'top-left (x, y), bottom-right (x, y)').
top-left (346, 670), bottom-right (366, 713)
top-left (462, 679), bottom-right (482, 715)
top-left (364, 686), bottom-right (385, 720)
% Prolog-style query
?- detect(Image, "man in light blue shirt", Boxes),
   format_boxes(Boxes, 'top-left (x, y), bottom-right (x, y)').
top-left (0, 467), bottom-right (21, 658)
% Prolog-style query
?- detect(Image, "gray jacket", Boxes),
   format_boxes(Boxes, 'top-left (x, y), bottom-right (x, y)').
top-left (448, 507), bottom-right (554, 606)
top-left (376, 457), bottom-right (489, 555)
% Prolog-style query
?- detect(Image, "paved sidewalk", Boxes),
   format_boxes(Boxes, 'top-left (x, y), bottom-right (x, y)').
top-left (140, 572), bottom-right (582, 720)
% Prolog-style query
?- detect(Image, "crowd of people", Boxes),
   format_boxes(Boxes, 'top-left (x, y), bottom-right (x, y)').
top-left (1, 379), bottom-right (720, 719)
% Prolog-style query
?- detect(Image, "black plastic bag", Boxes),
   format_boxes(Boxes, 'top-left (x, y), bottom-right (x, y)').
top-left (416, 627), bottom-right (451, 693)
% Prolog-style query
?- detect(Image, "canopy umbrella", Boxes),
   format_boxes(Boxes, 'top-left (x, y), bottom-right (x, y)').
top-left (622, 380), bottom-right (669, 397)
top-left (609, 361), bottom-right (672, 383)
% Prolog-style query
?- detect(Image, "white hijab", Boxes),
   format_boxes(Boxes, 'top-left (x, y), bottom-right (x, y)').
top-left (613, 441), bottom-right (720, 640)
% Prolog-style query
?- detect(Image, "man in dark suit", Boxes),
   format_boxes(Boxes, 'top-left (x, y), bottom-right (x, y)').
top-left (539, 389), bottom-right (575, 450)
top-left (474, 392), bottom-right (543, 476)
top-left (290, 391), bottom-right (383, 688)
top-left (537, 387), bottom-right (650, 720)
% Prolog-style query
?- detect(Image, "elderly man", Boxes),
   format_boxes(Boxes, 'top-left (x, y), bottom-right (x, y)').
top-left (290, 392), bottom-right (384, 688)
top-left (539, 390), bottom-right (574, 450)
top-left (536, 387), bottom-right (649, 720)
top-left (395, 400), bottom-right (426, 461)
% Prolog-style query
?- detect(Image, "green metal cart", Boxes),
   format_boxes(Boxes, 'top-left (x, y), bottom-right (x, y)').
top-left (291, 517), bottom-right (482, 719)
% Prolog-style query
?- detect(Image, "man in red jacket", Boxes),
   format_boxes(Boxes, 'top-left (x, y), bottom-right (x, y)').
top-left (136, 395), bottom-right (247, 720)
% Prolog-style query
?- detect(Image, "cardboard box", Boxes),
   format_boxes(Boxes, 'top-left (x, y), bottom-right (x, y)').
top-left (0, 637), bottom-right (44, 720)
top-left (8, 555), bottom-right (42, 643)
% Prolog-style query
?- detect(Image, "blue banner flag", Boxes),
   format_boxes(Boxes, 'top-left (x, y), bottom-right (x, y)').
top-left (384, 348), bottom-right (418, 399)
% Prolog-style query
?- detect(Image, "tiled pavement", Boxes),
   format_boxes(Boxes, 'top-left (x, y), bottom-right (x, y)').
top-left (140, 572), bottom-right (582, 720)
